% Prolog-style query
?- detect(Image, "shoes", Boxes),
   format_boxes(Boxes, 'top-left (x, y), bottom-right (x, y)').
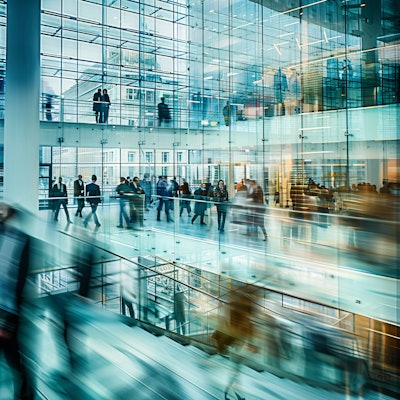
top-left (188, 214), bottom-right (192, 217)
top-left (191, 219), bottom-right (194, 224)
top-left (263, 234), bottom-right (268, 241)
top-left (220, 229), bottom-right (224, 233)
top-left (75, 212), bottom-right (78, 217)
top-left (83, 222), bottom-right (88, 228)
top-left (116, 225), bottom-right (123, 228)
top-left (79, 213), bottom-right (82, 218)
top-left (54, 218), bottom-right (58, 221)
top-left (67, 220), bottom-right (73, 224)
top-left (96, 223), bottom-right (101, 227)
top-left (200, 222), bottom-right (206, 225)
top-left (157, 218), bottom-right (161, 221)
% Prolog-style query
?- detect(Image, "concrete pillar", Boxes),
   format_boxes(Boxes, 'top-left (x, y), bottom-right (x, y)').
top-left (4, 0), bottom-right (40, 213)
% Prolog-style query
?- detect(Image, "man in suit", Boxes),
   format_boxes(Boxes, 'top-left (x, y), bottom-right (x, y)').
top-left (52, 177), bottom-right (72, 223)
top-left (84, 174), bottom-right (101, 228)
top-left (157, 97), bottom-right (171, 126)
top-left (115, 177), bottom-right (132, 229)
top-left (92, 89), bottom-right (102, 123)
top-left (73, 174), bottom-right (85, 217)
top-left (131, 176), bottom-right (145, 227)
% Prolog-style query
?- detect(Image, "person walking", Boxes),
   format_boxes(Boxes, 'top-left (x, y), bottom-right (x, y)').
top-left (73, 174), bottom-right (85, 217)
top-left (168, 176), bottom-right (179, 211)
top-left (92, 88), bottom-right (102, 123)
top-left (116, 177), bottom-right (132, 229)
top-left (248, 180), bottom-right (268, 240)
top-left (156, 176), bottom-right (172, 222)
top-left (0, 203), bottom-right (34, 400)
top-left (191, 183), bottom-right (209, 225)
top-left (140, 173), bottom-right (152, 211)
top-left (214, 179), bottom-right (229, 233)
top-left (52, 177), bottom-right (72, 224)
top-left (100, 88), bottom-right (111, 123)
top-left (178, 178), bottom-right (192, 217)
top-left (84, 174), bottom-right (101, 228)
top-left (216, 287), bottom-right (258, 400)
top-left (131, 176), bottom-right (145, 227)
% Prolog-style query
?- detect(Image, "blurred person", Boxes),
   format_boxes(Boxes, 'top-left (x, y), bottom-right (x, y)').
top-left (126, 177), bottom-right (135, 222)
top-left (248, 180), bottom-right (268, 240)
top-left (116, 177), bottom-right (132, 229)
top-left (100, 88), bottom-right (111, 123)
top-left (52, 176), bottom-right (72, 224)
top-left (173, 285), bottom-right (187, 335)
top-left (83, 174), bottom-right (101, 228)
top-left (49, 176), bottom-right (58, 215)
top-left (178, 178), bottom-right (192, 217)
top-left (156, 176), bottom-right (172, 222)
top-left (230, 179), bottom-right (249, 226)
top-left (222, 101), bottom-right (231, 126)
top-left (131, 176), bottom-right (145, 227)
top-left (140, 173), bottom-right (152, 211)
top-left (341, 189), bottom-right (397, 265)
top-left (92, 88), bottom-right (102, 123)
top-left (128, 176), bottom-right (136, 222)
top-left (44, 94), bottom-right (53, 121)
top-left (235, 179), bottom-right (246, 193)
top-left (213, 179), bottom-right (229, 233)
top-left (213, 286), bottom-right (258, 400)
top-left (121, 263), bottom-right (138, 319)
top-left (379, 179), bottom-right (391, 194)
top-left (73, 174), bottom-right (85, 217)
top-left (0, 203), bottom-right (34, 400)
top-left (157, 97), bottom-right (171, 126)
top-left (274, 67), bottom-right (288, 115)
top-left (168, 176), bottom-right (179, 211)
top-left (191, 183), bottom-right (209, 225)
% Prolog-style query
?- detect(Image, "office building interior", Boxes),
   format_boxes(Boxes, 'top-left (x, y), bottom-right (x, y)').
top-left (0, 0), bottom-right (398, 399)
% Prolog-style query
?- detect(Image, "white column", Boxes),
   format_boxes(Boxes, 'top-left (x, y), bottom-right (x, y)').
top-left (4, 0), bottom-right (40, 213)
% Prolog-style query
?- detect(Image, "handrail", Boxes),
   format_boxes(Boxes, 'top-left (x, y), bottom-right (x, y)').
top-left (30, 228), bottom-right (399, 394)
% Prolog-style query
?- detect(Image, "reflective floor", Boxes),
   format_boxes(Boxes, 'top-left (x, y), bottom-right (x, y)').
top-left (41, 202), bottom-right (398, 325)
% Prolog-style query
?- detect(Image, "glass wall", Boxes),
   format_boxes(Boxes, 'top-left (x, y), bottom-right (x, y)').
top-left (37, 0), bottom-right (400, 126)
top-left (0, 0), bottom-right (398, 202)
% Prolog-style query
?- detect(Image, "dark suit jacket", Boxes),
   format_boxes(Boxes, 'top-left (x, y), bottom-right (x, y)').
top-left (86, 182), bottom-right (101, 204)
top-left (74, 179), bottom-right (84, 197)
top-left (93, 91), bottom-right (102, 112)
top-left (51, 183), bottom-right (68, 204)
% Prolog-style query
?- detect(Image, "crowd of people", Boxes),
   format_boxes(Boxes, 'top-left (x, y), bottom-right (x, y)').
top-left (50, 174), bottom-right (269, 240)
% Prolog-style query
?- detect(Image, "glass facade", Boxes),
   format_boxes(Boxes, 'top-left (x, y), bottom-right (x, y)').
top-left (0, 2), bottom-right (398, 394)
top-left (0, 0), bottom-right (399, 198)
